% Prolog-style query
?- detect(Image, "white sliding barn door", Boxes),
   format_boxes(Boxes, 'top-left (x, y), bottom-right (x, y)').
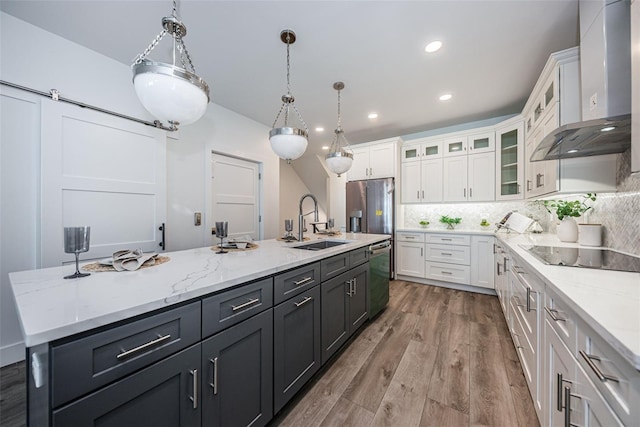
top-left (211, 153), bottom-right (260, 241)
top-left (41, 99), bottom-right (167, 267)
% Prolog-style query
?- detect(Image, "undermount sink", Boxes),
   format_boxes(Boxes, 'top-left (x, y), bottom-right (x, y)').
top-left (292, 240), bottom-right (348, 251)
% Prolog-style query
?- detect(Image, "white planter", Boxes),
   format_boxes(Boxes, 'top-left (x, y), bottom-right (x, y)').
top-left (578, 224), bottom-right (602, 246)
top-left (557, 217), bottom-right (578, 242)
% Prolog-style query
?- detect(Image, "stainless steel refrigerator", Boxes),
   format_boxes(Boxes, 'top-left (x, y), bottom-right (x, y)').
top-left (346, 178), bottom-right (394, 279)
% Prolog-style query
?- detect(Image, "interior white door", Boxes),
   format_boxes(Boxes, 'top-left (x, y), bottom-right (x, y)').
top-left (41, 99), bottom-right (167, 267)
top-left (211, 153), bottom-right (260, 241)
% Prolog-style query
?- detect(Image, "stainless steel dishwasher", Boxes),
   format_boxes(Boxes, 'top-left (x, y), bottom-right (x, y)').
top-left (368, 240), bottom-right (391, 319)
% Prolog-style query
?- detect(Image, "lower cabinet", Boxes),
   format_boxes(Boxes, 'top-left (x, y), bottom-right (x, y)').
top-left (273, 285), bottom-right (321, 413)
top-left (470, 235), bottom-right (495, 289)
top-left (201, 309), bottom-right (273, 427)
top-left (321, 263), bottom-right (369, 364)
top-left (52, 344), bottom-right (202, 426)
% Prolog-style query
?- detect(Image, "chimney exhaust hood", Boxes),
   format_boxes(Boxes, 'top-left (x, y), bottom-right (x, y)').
top-left (532, 0), bottom-right (631, 162)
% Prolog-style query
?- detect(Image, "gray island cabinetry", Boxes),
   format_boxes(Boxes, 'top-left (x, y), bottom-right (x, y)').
top-left (11, 236), bottom-right (387, 427)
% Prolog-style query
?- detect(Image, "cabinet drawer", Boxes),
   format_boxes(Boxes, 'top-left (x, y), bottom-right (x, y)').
top-left (396, 232), bottom-right (425, 242)
top-left (577, 322), bottom-right (640, 426)
top-left (349, 246), bottom-right (370, 268)
top-left (544, 288), bottom-right (577, 354)
top-left (425, 233), bottom-right (470, 246)
top-left (510, 306), bottom-right (536, 393)
top-left (425, 243), bottom-right (470, 265)
top-left (274, 262), bottom-right (320, 304)
top-left (51, 301), bottom-right (201, 408)
top-left (425, 261), bottom-right (470, 284)
top-left (203, 278), bottom-right (273, 337)
top-left (321, 253), bottom-right (350, 281)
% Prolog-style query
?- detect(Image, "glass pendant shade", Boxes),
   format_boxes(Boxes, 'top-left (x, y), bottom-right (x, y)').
top-left (131, 5), bottom-right (210, 129)
top-left (133, 61), bottom-right (209, 126)
top-left (269, 127), bottom-right (308, 161)
top-left (325, 82), bottom-right (353, 176)
top-left (270, 30), bottom-right (309, 162)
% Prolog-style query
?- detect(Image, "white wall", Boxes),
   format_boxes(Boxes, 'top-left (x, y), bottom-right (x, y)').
top-left (0, 12), bottom-right (279, 365)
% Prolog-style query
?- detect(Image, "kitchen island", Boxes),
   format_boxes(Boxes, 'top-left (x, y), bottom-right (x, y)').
top-left (9, 233), bottom-right (390, 427)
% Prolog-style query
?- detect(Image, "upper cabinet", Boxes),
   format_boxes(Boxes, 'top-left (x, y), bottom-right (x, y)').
top-left (522, 47), bottom-right (617, 198)
top-left (495, 117), bottom-right (524, 201)
top-left (400, 138), bottom-right (443, 203)
top-left (346, 137), bottom-right (401, 181)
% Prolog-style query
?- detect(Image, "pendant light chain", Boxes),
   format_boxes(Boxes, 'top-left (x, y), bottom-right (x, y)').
top-left (270, 32), bottom-right (308, 131)
top-left (336, 88), bottom-right (342, 129)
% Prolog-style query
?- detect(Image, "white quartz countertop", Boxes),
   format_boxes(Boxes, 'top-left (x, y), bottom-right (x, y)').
top-left (9, 233), bottom-right (390, 347)
top-left (397, 227), bottom-right (495, 235)
top-left (496, 232), bottom-right (640, 370)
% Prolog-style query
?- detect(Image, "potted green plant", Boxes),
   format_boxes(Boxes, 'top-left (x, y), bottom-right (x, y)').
top-left (480, 219), bottom-right (490, 228)
top-left (439, 215), bottom-right (462, 230)
top-left (539, 193), bottom-right (596, 242)
top-left (419, 220), bottom-right (429, 228)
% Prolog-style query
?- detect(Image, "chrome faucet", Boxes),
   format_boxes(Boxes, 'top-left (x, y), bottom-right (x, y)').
top-left (298, 193), bottom-right (319, 241)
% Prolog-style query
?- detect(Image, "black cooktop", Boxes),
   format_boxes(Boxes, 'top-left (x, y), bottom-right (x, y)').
top-left (525, 245), bottom-right (640, 273)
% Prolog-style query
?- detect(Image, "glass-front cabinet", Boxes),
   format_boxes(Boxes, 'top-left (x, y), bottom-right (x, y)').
top-left (401, 139), bottom-right (442, 162)
top-left (495, 118), bottom-right (524, 200)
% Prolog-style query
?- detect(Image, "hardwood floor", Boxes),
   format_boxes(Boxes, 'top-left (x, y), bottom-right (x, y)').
top-left (271, 281), bottom-right (539, 427)
top-left (0, 280), bottom-right (538, 427)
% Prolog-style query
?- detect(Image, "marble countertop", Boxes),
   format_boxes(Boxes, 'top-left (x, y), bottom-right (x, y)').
top-left (496, 232), bottom-right (640, 370)
top-left (9, 233), bottom-right (390, 347)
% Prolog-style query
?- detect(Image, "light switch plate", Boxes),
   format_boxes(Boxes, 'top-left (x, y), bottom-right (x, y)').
top-left (194, 212), bottom-right (202, 226)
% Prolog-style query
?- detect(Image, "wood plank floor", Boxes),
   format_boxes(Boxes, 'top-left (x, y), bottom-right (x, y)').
top-left (271, 280), bottom-right (539, 427)
top-left (0, 280), bottom-right (539, 427)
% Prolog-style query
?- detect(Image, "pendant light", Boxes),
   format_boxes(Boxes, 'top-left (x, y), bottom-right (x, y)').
top-left (269, 30), bottom-right (309, 163)
top-left (325, 82), bottom-right (353, 176)
top-left (131, 0), bottom-right (210, 130)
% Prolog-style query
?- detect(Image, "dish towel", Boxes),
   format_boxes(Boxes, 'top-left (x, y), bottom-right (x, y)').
top-left (112, 249), bottom-right (158, 271)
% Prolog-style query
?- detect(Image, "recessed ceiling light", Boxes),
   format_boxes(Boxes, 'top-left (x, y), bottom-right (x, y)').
top-left (439, 94), bottom-right (452, 101)
top-left (321, 145), bottom-right (330, 150)
top-left (600, 126), bottom-right (615, 132)
top-left (315, 127), bottom-right (325, 132)
top-left (368, 113), bottom-right (378, 119)
top-left (425, 40), bottom-right (442, 53)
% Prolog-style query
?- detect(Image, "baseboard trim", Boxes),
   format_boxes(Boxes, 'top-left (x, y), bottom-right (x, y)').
top-left (1, 341), bottom-right (25, 367)
top-left (396, 275), bottom-right (497, 296)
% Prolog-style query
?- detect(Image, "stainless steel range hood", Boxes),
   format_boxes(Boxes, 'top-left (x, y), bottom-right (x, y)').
top-left (532, 0), bottom-right (631, 162)
top-left (530, 114), bottom-right (631, 161)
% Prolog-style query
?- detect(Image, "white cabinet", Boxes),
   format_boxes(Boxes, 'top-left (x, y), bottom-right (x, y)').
top-left (424, 233), bottom-right (470, 285)
top-left (495, 118), bottom-right (524, 200)
top-left (443, 152), bottom-right (494, 202)
top-left (400, 139), bottom-right (443, 203)
top-left (395, 232), bottom-right (425, 278)
top-left (467, 131), bottom-right (495, 154)
top-left (523, 47), bottom-right (616, 198)
top-left (470, 235), bottom-right (494, 289)
top-left (346, 138), bottom-right (400, 181)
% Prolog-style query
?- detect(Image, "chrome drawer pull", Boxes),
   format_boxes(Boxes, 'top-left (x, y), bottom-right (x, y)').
top-left (294, 296), bottom-right (313, 307)
top-left (579, 351), bottom-right (619, 382)
top-left (405, 236), bottom-right (416, 239)
top-left (189, 369), bottom-right (198, 409)
top-left (209, 357), bottom-right (218, 395)
top-left (293, 276), bottom-right (313, 286)
top-left (116, 334), bottom-right (171, 360)
top-left (441, 271), bottom-right (453, 275)
top-left (441, 238), bottom-right (452, 241)
top-left (557, 373), bottom-right (572, 411)
top-left (544, 306), bottom-right (566, 322)
top-left (440, 252), bottom-right (453, 256)
top-left (231, 298), bottom-right (260, 311)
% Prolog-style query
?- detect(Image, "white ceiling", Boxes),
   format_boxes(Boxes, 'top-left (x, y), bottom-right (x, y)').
top-left (1, 0), bottom-right (580, 156)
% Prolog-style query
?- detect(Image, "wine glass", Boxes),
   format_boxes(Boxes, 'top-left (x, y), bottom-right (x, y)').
top-left (64, 226), bottom-right (91, 279)
top-left (215, 221), bottom-right (228, 254)
top-left (284, 219), bottom-right (294, 240)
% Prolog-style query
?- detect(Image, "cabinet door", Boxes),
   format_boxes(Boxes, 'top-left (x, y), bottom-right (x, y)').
top-left (495, 121), bottom-right (524, 200)
top-left (443, 156), bottom-right (468, 201)
top-left (422, 158), bottom-right (443, 202)
top-left (401, 145), bottom-right (421, 163)
top-left (538, 105), bottom-right (559, 195)
top-left (369, 143), bottom-right (396, 178)
top-left (467, 131), bottom-right (495, 154)
top-left (52, 344), bottom-right (201, 427)
top-left (545, 321), bottom-right (575, 427)
top-left (321, 273), bottom-right (350, 364)
top-left (273, 286), bottom-right (321, 413)
top-left (396, 241), bottom-right (425, 277)
top-left (347, 264), bottom-right (369, 334)
top-left (468, 152), bottom-right (495, 201)
top-left (443, 136), bottom-right (468, 157)
top-left (347, 147), bottom-right (370, 181)
top-left (470, 235), bottom-right (495, 289)
top-left (202, 309), bottom-right (273, 427)
top-left (401, 161), bottom-right (422, 203)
